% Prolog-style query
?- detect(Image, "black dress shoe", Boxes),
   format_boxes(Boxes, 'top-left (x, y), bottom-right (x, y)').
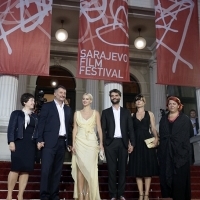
top-left (120, 196), bottom-right (126, 200)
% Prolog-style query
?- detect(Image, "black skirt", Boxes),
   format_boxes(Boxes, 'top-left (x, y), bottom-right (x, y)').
top-left (11, 117), bottom-right (36, 172)
top-left (128, 111), bottom-right (159, 177)
top-left (159, 161), bottom-right (191, 200)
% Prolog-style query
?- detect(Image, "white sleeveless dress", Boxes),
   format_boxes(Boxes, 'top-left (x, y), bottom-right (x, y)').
top-left (71, 110), bottom-right (101, 200)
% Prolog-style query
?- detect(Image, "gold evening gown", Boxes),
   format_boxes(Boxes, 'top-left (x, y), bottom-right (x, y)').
top-left (71, 110), bottom-right (101, 200)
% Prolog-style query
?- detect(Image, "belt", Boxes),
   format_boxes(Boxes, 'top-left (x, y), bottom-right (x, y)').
top-left (58, 135), bottom-right (66, 139)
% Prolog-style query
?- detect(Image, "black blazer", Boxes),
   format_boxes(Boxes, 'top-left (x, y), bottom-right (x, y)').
top-left (101, 107), bottom-right (135, 148)
top-left (37, 101), bottom-right (73, 148)
top-left (7, 110), bottom-right (38, 144)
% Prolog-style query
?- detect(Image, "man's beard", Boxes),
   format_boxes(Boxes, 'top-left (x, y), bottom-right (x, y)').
top-left (111, 99), bottom-right (120, 105)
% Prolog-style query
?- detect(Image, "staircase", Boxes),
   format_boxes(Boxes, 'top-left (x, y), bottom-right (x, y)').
top-left (0, 161), bottom-right (200, 200)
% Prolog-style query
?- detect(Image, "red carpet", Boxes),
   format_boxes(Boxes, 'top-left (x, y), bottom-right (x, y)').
top-left (0, 161), bottom-right (199, 199)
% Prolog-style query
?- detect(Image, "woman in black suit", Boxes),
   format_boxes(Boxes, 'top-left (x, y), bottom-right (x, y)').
top-left (6, 93), bottom-right (38, 200)
top-left (158, 96), bottom-right (193, 200)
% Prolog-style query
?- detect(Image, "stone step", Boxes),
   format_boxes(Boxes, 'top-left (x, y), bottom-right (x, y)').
top-left (1, 162), bottom-right (200, 199)
top-left (0, 190), bottom-right (200, 199)
top-left (1, 161), bottom-right (200, 171)
top-left (1, 174), bottom-right (200, 183)
top-left (0, 181), bottom-right (199, 191)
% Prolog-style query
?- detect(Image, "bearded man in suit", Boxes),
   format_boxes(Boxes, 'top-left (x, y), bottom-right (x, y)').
top-left (101, 89), bottom-right (135, 200)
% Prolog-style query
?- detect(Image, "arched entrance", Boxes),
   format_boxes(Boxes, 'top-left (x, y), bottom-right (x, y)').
top-left (123, 75), bottom-right (140, 113)
top-left (36, 66), bottom-right (76, 112)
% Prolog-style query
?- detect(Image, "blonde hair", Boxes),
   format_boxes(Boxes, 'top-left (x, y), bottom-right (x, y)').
top-left (83, 93), bottom-right (93, 100)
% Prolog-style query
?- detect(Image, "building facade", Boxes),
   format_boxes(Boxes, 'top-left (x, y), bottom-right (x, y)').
top-left (0, 0), bottom-right (200, 162)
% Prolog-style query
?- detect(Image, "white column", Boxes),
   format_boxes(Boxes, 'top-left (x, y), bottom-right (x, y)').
top-left (196, 1), bottom-right (200, 128)
top-left (86, 80), bottom-right (99, 110)
top-left (0, 75), bottom-right (18, 161)
top-left (104, 82), bottom-right (123, 109)
top-left (16, 75), bottom-right (28, 110)
top-left (0, 75), bottom-right (18, 127)
top-left (196, 89), bottom-right (200, 128)
top-left (149, 61), bottom-right (166, 125)
top-left (149, 64), bottom-right (155, 113)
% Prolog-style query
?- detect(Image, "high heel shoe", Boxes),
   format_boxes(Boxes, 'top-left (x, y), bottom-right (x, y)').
top-left (17, 195), bottom-right (23, 200)
top-left (84, 192), bottom-right (89, 200)
top-left (144, 195), bottom-right (149, 200)
top-left (78, 192), bottom-right (84, 200)
top-left (138, 194), bottom-right (143, 200)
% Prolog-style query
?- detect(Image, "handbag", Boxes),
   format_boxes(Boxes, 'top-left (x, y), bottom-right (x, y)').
top-left (99, 149), bottom-right (105, 161)
top-left (144, 137), bottom-right (158, 148)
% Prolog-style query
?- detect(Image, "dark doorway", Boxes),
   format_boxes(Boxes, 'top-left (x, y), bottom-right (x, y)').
top-left (36, 66), bottom-right (76, 112)
top-left (123, 75), bottom-right (141, 113)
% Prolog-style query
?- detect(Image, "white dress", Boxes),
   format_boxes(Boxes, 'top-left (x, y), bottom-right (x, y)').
top-left (71, 110), bottom-right (101, 200)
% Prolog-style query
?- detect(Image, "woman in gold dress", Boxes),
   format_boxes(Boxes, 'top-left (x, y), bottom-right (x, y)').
top-left (71, 93), bottom-right (104, 200)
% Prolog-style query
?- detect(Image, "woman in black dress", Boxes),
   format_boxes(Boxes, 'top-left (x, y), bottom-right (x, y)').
top-left (6, 93), bottom-right (38, 200)
top-left (158, 96), bottom-right (193, 200)
top-left (128, 94), bottom-right (159, 200)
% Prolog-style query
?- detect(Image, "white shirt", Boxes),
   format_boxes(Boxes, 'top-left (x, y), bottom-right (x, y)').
top-left (54, 100), bottom-right (66, 136)
top-left (22, 108), bottom-right (31, 129)
top-left (112, 106), bottom-right (122, 138)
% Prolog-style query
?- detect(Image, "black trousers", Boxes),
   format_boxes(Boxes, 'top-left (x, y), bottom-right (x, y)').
top-left (105, 138), bottom-right (128, 198)
top-left (160, 161), bottom-right (191, 200)
top-left (40, 138), bottom-right (66, 200)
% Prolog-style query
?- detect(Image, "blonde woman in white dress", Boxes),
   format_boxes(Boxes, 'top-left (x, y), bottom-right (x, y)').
top-left (71, 93), bottom-right (104, 200)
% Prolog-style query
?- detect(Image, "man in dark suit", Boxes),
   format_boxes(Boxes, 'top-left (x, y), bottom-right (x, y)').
top-left (37, 85), bottom-right (73, 200)
top-left (189, 109), bottom-right (199, 136)
top-left (101, 89), bottom-right (135, 200)
top-left (189, 109), bottom-right (199, 164)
